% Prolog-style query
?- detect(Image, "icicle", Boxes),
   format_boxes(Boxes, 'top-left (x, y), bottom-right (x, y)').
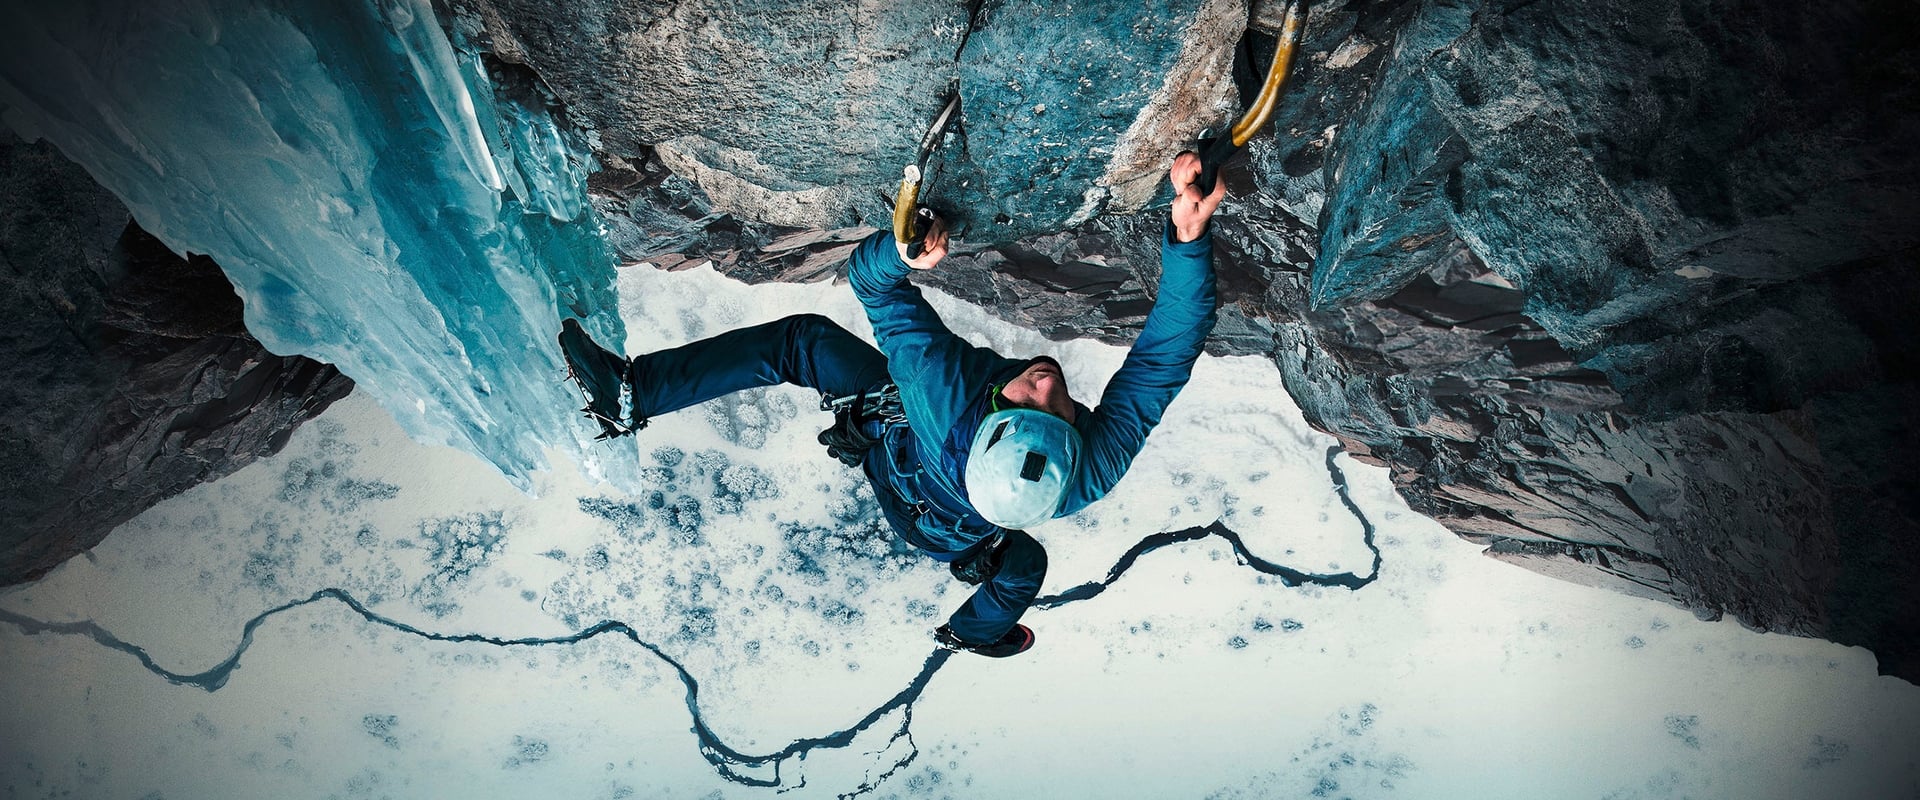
top-left (501, 96), bottom-right (585, 222)
top-left (454, 45), bottom-right (535, 209)
top-left (373, 0), bottom-right (504, 192)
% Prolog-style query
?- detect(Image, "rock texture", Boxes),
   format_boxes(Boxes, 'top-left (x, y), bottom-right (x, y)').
top-left (0, 135), bottom-right (354, 586)
top-left (463, 0), bottom-right (1242, 241)
top-left (1280, 0), bottom-right (1920, 674)
top-left (535, 0), bottom-right (1920, 677)
top-left (456, 0), bottom-right (968, 231)
top-left (949, 0), bottom-right (1245, 236)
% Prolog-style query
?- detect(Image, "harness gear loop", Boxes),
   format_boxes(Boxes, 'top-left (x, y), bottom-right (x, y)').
top-left (817, 384), bottom-right (904, 467)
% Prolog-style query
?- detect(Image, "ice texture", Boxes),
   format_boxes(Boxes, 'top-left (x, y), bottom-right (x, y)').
top-left (0, 0), bottom-right (627, 488)
top-left (375, 0), bottom-right (503, 192)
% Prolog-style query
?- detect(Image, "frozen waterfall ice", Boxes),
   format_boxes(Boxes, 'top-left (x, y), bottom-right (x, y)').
top-left (375, 0), bottom-right (505, 194)
top-left (0, 0), bottom-right (628, 488)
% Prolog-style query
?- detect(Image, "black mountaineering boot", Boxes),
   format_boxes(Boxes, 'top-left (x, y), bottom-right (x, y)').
top-left (934, 624), bottom-right (1035, 658)
top-left (558, 318), bottom-right (639, 440)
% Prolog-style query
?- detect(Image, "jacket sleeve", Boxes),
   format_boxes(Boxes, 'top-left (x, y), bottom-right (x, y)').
top-left (1057, 222), bottom-right (1217, 516)
top-left (846, 230), bottom-right (1006, 450)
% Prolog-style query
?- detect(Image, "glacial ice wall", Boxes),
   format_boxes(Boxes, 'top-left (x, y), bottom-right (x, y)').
top-left (0, 0), bottom-right (625, 488)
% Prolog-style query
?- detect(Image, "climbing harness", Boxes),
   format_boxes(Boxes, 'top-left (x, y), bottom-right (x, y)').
top-left (817, 384), bottom-right (905, 467)
top-left (820, 383), bottom-right (905, 424)
top-left (1194, 0), bottom-right (1306, 195)
top-left (892, 90), bottom-right (962, 257)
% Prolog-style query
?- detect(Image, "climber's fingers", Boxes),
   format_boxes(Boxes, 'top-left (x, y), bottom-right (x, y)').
top-left (1170, 151), bottom-right (1225, 240)
top-left (912, 226), bottom-right (949, 271)
top-left (1171, 151), bottom-right (1204, 195)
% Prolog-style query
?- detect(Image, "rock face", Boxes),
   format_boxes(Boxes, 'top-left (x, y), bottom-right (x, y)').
top-left (466, 0), bottom-right (1242, 241)
top-left (0, 136), bottom-right (353, 585)
top-left (951, 0), bottom-right (1246, 236)
top-left (3, 0), bottom-right (1911, 677)
top-left (1278, 0), bottom-right (1920, 674)
top-left (521, 0), bottom-right (1920, 677)
top-left (458, 0), bottom-right (968, 230)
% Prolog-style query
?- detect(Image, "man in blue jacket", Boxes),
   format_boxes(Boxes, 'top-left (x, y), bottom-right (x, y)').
top-left (561, 153), bottom-right (1224, 658)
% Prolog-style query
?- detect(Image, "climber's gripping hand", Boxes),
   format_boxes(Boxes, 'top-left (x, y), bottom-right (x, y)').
top-left (895, 210), bottom-right (950, 271)
top-left (1170, 151), bottom-right (1227, 243)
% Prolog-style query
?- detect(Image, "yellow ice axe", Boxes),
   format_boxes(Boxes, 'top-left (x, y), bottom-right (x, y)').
top-left (893, 91), bottom-right (961, 256)
top-left (1195, 0), bottom-right (1306, 194)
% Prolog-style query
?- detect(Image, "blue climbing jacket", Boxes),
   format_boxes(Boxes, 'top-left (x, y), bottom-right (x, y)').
top-left (847, 225), bottom-right (1217, 555)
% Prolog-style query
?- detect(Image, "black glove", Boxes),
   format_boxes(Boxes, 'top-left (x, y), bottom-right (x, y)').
top-left (818, 404), bottom-right (883, 467)
top-left (948, 532), bottom-right (1009, 586)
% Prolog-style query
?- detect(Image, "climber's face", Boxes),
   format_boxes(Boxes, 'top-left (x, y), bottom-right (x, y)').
top-left (998, 359), bottom-right (1077, 424)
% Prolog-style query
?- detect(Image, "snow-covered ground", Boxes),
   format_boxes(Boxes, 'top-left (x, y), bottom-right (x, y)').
top-left (3, 262), bottom-right (1917, 799)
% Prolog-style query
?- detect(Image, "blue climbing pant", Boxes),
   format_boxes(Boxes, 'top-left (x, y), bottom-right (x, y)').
top-left (624, 313), bottom-right (1047, 643)
top-left (938, 529), bottom-right (1048, 645)
top-left (629, 314), bottom-right (891, 418)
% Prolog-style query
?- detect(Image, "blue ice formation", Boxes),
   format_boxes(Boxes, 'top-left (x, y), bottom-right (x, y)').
top-left (0, 0), bottom-right (627, 487)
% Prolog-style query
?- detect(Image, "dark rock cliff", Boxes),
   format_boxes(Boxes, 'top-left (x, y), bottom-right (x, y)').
top-left (1275, 0), bottom-right (1920, 676)
top-left (0, 135), bottom-right (354, 585)
top-left (486, 0), bottom-right (1920, 677)
top-left (461, 0), bottom-right (1244, 241)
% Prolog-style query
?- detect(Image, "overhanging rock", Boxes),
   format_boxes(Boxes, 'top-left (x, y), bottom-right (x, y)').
top-left (0, 135), bottom-right (354, 586)
top-left (552, 0), bottom-right (1920, 678)
top-left (464, 0), bottom-right (1246, 241)
top-left (1287, 0), bottom-right (1920, 675)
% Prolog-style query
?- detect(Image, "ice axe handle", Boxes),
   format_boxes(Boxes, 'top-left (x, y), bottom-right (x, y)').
top-left (893, 171), bottom-right (923, 246)
top-left (903, 207), bottom-right (944, 259)
top-left (1192, 136), bottom-right (1239, 198)
top-left (893, 166), bottom-right (946, 260)
top-left (893, 169), bottom-right (945, 259)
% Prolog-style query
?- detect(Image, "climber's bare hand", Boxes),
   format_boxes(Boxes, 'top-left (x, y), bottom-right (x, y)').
top-left (1170, 151), bottom-right (1226, 243)
top-left (897, 217), bottom-right (950, 271)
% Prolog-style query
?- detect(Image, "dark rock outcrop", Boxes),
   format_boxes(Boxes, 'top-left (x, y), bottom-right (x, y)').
top-left (520, 0), bottom-right (1920, 676)
top-left (1277, 0), bottom-right (1920, 674)
top-left (456, 0), bottom-right (967, 230)
top-left (464, 0), bottom-right (1244, 241)
top-left (0, 135), bottom-right (354, 585)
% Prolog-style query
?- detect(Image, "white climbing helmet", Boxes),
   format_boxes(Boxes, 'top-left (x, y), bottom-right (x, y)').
top-left (965, 408), bottom-right (1082, 530)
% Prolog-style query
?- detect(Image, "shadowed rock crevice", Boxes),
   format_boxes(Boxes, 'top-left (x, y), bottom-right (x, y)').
top-left (0, 135), bottom-right (354, 586)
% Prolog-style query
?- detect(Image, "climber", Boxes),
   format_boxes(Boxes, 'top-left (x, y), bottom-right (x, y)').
top-left (559, 152), bottom-right (1225, 658)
